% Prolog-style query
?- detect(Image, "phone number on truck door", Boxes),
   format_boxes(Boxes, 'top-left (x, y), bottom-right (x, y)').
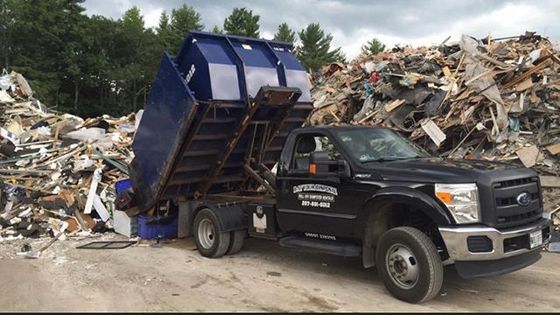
top-left (301, 200), bottom-right (331, 208)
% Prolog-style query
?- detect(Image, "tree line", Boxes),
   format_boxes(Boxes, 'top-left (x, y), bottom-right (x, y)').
top-left (0, 1), bottom-right (385, 117)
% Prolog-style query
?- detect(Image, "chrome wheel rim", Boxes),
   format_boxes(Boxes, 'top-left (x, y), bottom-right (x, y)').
top-left (385, 243), bottom-right (419, 289)
top-left (198, 218), bottom-right (215, 249)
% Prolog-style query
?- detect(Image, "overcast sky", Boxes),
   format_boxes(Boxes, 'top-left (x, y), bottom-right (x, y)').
top-left (82, 0), bottom-right (560, 59)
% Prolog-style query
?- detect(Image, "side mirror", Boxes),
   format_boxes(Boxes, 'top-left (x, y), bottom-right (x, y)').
top-left (310, 151), bottom-right (330, 164)
top-left (309, 151), bottom-right (351, 178)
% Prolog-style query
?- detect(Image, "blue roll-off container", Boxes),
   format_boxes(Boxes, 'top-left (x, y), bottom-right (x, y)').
top-left (130, 31), bottom-right (313, 211)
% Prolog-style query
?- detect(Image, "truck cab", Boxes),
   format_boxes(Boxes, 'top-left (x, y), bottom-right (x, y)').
top-left (261, 125), bottom-right (550, 302)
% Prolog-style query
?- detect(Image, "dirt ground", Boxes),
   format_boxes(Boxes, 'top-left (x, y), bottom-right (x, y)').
top-left (0, 235), bottom-right (559, 312)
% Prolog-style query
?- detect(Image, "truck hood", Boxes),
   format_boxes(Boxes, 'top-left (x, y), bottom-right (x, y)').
top-left (361, 157), bottom-right (534, 183)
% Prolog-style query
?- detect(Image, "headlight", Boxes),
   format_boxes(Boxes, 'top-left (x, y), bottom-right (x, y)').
top-left (435, 183), bottom-right (480, 224)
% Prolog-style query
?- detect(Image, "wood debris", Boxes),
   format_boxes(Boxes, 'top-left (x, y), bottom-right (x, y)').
top-left (309, 32), bottom-right (560, 177)
top-left (0, 70), bottom-right (136, 240)
top-left (309, 32), bottom-right (560, 219)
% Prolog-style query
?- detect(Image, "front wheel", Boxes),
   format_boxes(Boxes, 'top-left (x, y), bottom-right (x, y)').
top-left (376, 226), bottom-right (443, 303)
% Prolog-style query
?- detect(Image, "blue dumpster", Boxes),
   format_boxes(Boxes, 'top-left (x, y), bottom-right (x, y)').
top-left (130, 31), bottom-right (313, 211)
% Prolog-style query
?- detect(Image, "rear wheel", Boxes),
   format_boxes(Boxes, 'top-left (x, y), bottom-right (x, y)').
top-left (193, 209), bottom-right (230, 258)
top-left (376, 226), bottom-right (443, 303)
top-left (227, 229), bottom-right (246, 255)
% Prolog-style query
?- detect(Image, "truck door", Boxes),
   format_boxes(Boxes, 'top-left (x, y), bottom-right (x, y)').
top-left (276, 132), bottom-right (357, 238)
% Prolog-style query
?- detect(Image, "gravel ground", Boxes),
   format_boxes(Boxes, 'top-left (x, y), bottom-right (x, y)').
top-left (0, 235), bottom-right (559, 312)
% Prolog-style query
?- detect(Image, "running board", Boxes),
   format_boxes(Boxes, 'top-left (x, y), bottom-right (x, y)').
top-left (278, 236), bottom-right (361, 257)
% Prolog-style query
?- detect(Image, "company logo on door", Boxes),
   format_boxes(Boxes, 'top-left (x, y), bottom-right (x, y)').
top-left (292, 184), bottom-right (338, 196)
top-left (293, 184), bottom-right (338, 209)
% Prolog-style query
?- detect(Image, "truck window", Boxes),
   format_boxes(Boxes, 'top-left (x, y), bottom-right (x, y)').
top-left (292, 135), bottom-right (340, 171)
top-left (334, 128), bottom-right (430, 163)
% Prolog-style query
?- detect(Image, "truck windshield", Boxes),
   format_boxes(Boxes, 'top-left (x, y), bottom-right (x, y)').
top-left (334, 128), bottom-right (431, 163)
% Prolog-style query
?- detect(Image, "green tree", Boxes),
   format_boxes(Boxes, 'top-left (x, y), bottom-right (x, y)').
top-left (167, 5), bottom-right (203, 53)
top-left (331, 47), bottom-right (347, 63)
top-left (223, 8), bottom-right (260, 38)
top-left (2, 0), bottom-right (164, 117)
top-left (8, 0), bottom-right (87, 109)
top-left (297, 23), bottom-right (344, 72)
top-left (273, 23), bottom-right (296, 43)
top-left (156, 11), bottom-right (173, 51)
top-left (361, 38), bottom-right (386, 55)
top-left (0, 0), bottom-right (17, 68)
top-left (110, 6), bottom-right (161, 113)
top-left (62, 9), bottom-right (90, 111)
top-left (211, 25), bottom-right (223, 34)
top-left (78, 16), bottom-right (121, 116)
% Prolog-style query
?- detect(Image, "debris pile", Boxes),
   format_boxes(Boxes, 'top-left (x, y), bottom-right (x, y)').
top-left (310, 32), bottom-right (560, 181)
top-left (0, 70), bottom-right (138, 241)
top-left (311, 32), bottom-right (560, 225)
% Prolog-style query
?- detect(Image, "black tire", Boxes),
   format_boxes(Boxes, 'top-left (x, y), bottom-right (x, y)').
top-left (376, 226), bottom-right (443, 304)
top-left (193, 208), bottom-right (231, 258)
top-left (227, 229), bottom-right (247, 255)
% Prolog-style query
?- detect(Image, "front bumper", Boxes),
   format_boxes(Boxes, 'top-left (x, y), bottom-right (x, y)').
top-left (438, 218), bottom-right (551, 262)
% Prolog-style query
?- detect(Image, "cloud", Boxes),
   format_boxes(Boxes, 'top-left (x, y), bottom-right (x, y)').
top-left (82, 0), bottom-right (560, 59)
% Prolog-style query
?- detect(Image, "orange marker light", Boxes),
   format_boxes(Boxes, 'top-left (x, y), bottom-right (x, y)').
top-left (436, 192), bottom-right (453, 204)
top-left (309, 163), bottom-right (317, 175)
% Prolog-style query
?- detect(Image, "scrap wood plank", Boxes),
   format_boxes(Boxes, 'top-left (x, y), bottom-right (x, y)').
top-left (540, 176), bottom-right (560, 188)
top-left (546, 143), bottom-right (560, 155)
top-left (503, 59), bottom-right (551, 89)
top-left (442, 66), bottom-right (452, 77)
top-left (421, 119), bottom-right (446, 147)
top-left (384, 99), bottom-right (405, 113)
top-left (84, 168), bottom-right (102, 214)
top-left (358, 110), bottom-right (379, 124)
top-left (478, 54), bottom-right (514, 69)
top-left (515, 78), bottom-right (534, 92)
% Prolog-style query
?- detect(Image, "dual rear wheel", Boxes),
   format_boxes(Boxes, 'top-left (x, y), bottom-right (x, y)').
top-left (193, 208), bottom-right (246, 258)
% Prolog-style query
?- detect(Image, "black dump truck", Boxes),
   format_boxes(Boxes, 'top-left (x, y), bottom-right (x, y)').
top-left (128, 32), bottom-right (551, 303)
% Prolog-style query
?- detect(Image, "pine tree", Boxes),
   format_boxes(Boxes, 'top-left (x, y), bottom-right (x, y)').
top-left (223, 8), bottom-right (260, 38)
top-left (156, 11), bottom-right (173, 51)
top-left (361, 38), bottom-right (386, 55)
top-left (330, 47), bottom-right (347, 63)
top-left (211, 25), bottom-right (223, 34)
top-left (9, 0), bottom-right (87, 109)
top-left (121, 6), bottom-right (144, 30)
top-left (166, 5), bottom-right (203, 54)
top-left (273, 23), bottom-right (296, 43)
top-left (0, 0), bottom-right (17, 68)
top-left (297, 23), bottom-right (344, 72)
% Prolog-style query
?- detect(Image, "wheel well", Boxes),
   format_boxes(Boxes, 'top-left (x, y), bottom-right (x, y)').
top-left (364, 201), bottom-right (449, 261)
